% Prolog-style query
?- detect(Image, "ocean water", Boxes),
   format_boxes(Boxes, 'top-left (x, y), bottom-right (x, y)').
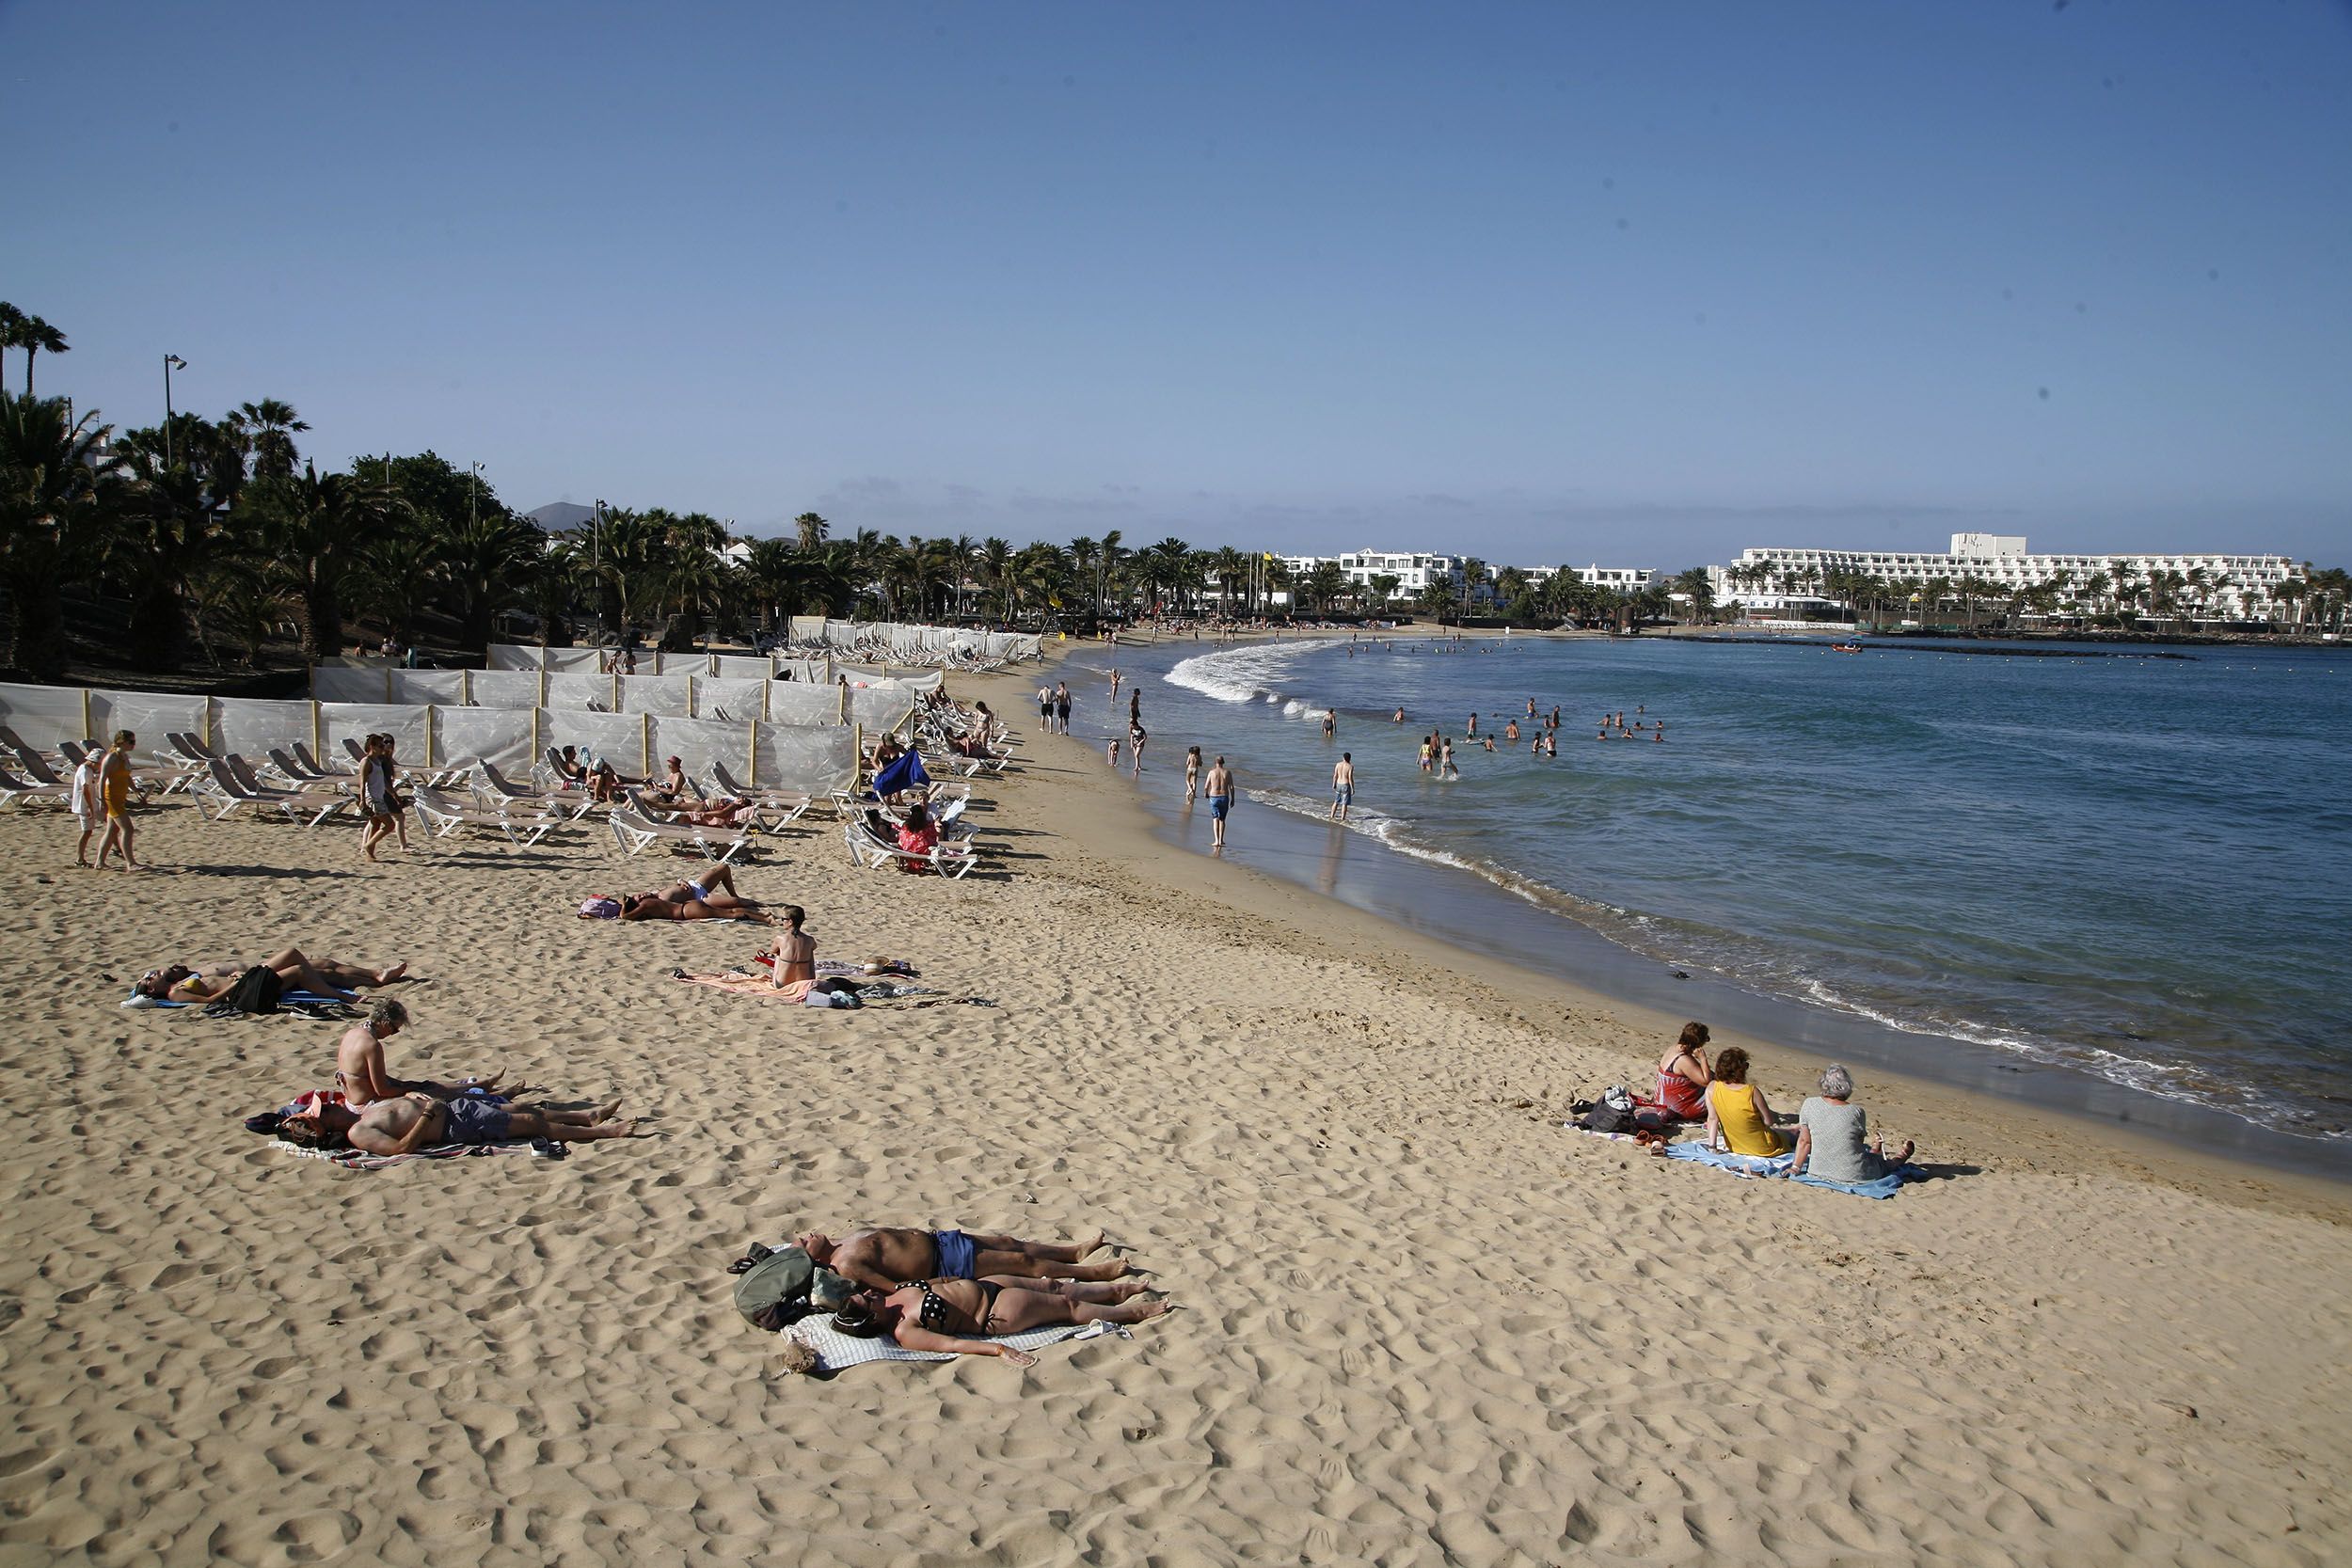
top-left (1069, 632), bottom-right (2352, 1142)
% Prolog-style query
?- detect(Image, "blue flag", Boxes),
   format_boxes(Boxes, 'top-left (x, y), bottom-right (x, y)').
top-left (871, 749), bottom-right (929, 799)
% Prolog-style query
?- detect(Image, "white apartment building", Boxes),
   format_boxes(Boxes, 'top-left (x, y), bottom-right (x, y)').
top-left (1707, 534), bottom-right (2302, 619)
top-left (1521, 564), bottom-right (1660, 593)
top-left (1279, 549), bottom-right (1475, 603)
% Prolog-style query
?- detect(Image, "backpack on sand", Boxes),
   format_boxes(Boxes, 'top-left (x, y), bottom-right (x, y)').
top-left (203, 965), bottom-right (283, 1018)
top-left (727, 1243), bottom-right (852, 1332)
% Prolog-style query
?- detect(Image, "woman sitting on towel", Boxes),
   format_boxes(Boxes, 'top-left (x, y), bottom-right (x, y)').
top-left (1788, 1065), bottom-right (1914, 1182)
top-left (1651, 1022), bottom-right (1713, 1120)
top-left (1704, 1047), bottom-right (1790, 1157)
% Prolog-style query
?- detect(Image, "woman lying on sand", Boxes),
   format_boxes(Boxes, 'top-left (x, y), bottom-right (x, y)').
top-left (279, 1092), bottom-right (637, 1155)
top-left (830, 1279), bottom-right (1167, 1368)
top-left (136, 948), bottom-right (408, 1003)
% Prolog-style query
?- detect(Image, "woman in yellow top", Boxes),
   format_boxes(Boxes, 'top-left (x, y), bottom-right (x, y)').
top-left (1704, 1047), bottom-right (1790, 1157)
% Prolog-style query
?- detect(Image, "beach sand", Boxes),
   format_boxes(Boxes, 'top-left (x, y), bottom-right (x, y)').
top-left (1, 672), bottom-right (2345, 1566)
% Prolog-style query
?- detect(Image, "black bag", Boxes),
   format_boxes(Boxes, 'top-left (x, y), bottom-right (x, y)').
top-left (726, 1242), bottom-right (851, 1332)
top-left (203, 965), bottom-right (283, 1018)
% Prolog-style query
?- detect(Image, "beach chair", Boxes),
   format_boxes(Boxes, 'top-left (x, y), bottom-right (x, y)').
top-left (293, 740), bottom-right (348, 777)
top-left (194, 758), bottom-right (351, 826)
top-left (472, 760), bottom-right (598, 820)
top-left (606, 806), bottom-right (755, 864)
top-left (703, 760), bottom-right (814, 827)
top-left (410, 786), bottom-right (561, 850)
top-left (0, 761), bottom-right (70, 811)
top-left (262, 747), bottom-right (329, 788)
top-left (841, 816), bottom-right (979, 879)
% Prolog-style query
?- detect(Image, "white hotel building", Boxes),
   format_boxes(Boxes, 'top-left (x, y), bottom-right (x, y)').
top-left (1706, 533), bottom-right (2303, 620)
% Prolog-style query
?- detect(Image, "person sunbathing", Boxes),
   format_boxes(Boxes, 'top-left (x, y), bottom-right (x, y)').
top-left (650, 755), bottom-right (691, 803)
top-left (334, 998), bottom-right (524, 1108)
top-left (619, 865), bottom-right (771, 922)
top-left (796, 1227), bottom-right (1129, 1292)
top-left (137, 948), bottom-right (407, 1003)
top-left (830, 1278), bottom-right (1168, 1367)
top-left (280, 1092), bottom-right (637, 1155)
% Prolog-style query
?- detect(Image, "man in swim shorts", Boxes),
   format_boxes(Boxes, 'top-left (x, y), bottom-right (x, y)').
top-left (1203, 755), bottom-right (1233, 849)
top-left (333, 998), bottom-right (521, 1108)
top-left (796, 1226), bottom-right (1129, 1292)
top-left (281, 1091), bottom-right (636, 1155)
top-left (1329, 752), bottom-right (1354, 820)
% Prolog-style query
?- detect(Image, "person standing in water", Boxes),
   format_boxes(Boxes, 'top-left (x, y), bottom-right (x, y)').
top-left (1329, 752), bottom-right (1354, 821)
top-left (1184, 745), bottom-right (1201, 802)
top-left (1441, 736), bottom-right (1458, 778)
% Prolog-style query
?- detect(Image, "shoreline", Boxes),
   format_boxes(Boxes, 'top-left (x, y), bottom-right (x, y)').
top-left (993, 646), bottom-right (2352, 1194)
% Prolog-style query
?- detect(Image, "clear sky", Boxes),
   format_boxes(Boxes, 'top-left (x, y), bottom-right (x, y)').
top-left (7, 1), bottom-right (2349, 567)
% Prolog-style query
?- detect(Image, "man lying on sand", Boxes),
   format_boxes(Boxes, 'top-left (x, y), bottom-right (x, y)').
top-left (334, 998), bottom-right (525, 1108)
top-left (136, 948), bottom-right (407, 1003)
top-left (797, 1227), bottom-right (1129, 1291)
top-left (279, 1093), bottom-right (638, 1155)
top-left (830, 1277), bottom-right (1168, 1367)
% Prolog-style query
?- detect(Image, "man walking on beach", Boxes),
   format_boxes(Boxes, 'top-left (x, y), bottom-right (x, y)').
top-left (1204, 755), bottom-right (1233, 851)
top-left (1054, 681), bottom-right (1072, 736)
top-left (1330, 752), bottom-right (1354, 821)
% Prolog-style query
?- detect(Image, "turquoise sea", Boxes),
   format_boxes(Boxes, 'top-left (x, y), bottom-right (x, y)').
top-left (1062, 633), bottom-right (2352, 1148)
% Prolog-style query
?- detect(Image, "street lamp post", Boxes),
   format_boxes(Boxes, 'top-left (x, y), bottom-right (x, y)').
top-left (162, 355), bottom-right (186, 467)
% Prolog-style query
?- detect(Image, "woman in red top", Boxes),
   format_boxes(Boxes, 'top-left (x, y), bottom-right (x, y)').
top-left (1654, 1022), bottom-right (1713, 1120)
top-left (896, 802), bottom-right (942, 869)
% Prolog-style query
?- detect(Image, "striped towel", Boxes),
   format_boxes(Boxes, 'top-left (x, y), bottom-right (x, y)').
top-left (270, 1138), bottom-right (553, 1171)
top-left (785, 1316), bottom-right (1127, 1370)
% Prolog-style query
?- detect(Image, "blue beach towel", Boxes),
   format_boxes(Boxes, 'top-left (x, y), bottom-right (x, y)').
top-left (1665, 1140), bottom-right (1926, 1197)
top-left (124, 989), bottom-right (353, 1010)
top-left (870, 749), bottom-right (930, 799)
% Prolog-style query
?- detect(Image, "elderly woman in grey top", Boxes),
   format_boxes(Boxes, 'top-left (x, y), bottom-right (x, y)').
top-left (1788, 1065), bottom-right (1915, 1182)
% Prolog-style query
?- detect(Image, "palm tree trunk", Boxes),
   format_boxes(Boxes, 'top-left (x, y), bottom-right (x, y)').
top-left (2, 562), bottom-right (68, 680)
top-left (127, 582), bottom-right (193, 669)
top-left (302, 580), bottom-right (342, 661)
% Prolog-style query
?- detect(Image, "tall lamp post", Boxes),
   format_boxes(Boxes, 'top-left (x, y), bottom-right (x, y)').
top-left (162, 355), bottom-right (186, 467)
top-left (593, 499), bottom-right (607, 638)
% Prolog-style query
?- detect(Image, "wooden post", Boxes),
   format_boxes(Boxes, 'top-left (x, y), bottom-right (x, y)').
top-left (762, 679), bottom-right (771, 720)
top-left (385, 667), bottom-right (394, 703)
top-left (641, 710), bottom-right (652, 777)
top-left (423, 705), bottom-right (436, 768)
top-left (311, 701), bottom-right (322, 759)
top-left (837, 681), bottom-right (849, 724)
top-left (462, 669), bottom-right (472, 706)
top-left (530, 707), bottom-right (541, 768)
top-left (538, 669), bottom-right (548, 707)
top-left (612, 672), bottom-right (622, 712)
top-left (80, 688), bottom-right (91, 742)
top-left (747, 720), bottom-right (759, 787)
top-left (853, 722), bottom-right (865, 790)
top-left (688, 675), bottom-right (697, 719)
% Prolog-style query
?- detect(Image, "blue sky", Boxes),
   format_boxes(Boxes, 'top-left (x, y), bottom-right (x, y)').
top-left (7, 1), bottom-right (2348, 567)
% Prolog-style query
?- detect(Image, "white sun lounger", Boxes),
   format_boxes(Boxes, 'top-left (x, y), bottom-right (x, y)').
top-left (704, 760), bottom-right (816, 825)
top-left (607, 807), bottom-right (755, 864)
top-left (842, 817), bottom-right (979, 879)
top-left (472, 760), bottom-right (599, 819)
top-left (410, 786), bottom-right (561, 850)
top-left (194, 758), bottom-right (351, 826)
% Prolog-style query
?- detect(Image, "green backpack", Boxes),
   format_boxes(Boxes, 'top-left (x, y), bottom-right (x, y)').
top-left (728, 1243), bottom-right (850, 1331)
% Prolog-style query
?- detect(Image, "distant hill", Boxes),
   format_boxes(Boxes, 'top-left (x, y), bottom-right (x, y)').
top-left (526, 502), bottom-right (596, 533)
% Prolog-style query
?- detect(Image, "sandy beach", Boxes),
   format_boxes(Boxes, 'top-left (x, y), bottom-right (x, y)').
top-left (2, 663), bottom-right (2346, 1567)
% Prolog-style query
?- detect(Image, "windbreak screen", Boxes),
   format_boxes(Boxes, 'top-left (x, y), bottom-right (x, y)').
top-left (0, 682), bottom-right (102, 753)
top-left (763, 683), bottom-right (847, 727)
top-left (714, 655), bottom-right (774, 680)
top-left (538, 708), bottom-right (650, 776)
top-left (311, 666), bottom-right (394, 703)
top-left (850, 691), bottom-right (917, 735)
top-left (103, 692), bottom-right (211, 765)
top-left (755, 722), bottom-right (857, 794)
top-left (695, 678), bottom-right (768, 721)
top-left (616, 675), bottom-right (692, 716)
top-left (433, 706), bottom-right (534, 775)
top-left (544, 673), bottom-right (617, 710)
top-left (314, 703), bottom-right (432, 769)
top-left (211, 699), bottom-right (322, 768)
top-left (468, 670), bottom-right (545, 709)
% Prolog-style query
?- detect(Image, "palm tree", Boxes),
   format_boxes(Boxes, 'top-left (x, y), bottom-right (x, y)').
top-left (8, 314), bottom-right (68, 396)
top-left (249, 462), bottom-right (395, 659)
top-left (950, 531), bottom-right (976, 621)
top-left (0, 392), bottom-right (121, 677)
top-left (437, 512), bottom-right (547, 655)
top-left (794, 512), bottom-right (829, 553)
top-left (352, 527), bottom-right (442, 651)
top-left (1367, 572), bottom-right (1401, 616)
top-left (1305, 560), bottom-right (1347, 613)
top-left (111, 428), bottom-right (251, 667)
top-left (227, 399), bottom-right (311, 481)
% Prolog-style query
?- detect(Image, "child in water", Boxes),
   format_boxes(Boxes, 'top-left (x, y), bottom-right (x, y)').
top-left (1106, 737), bottom-right (1120, 769)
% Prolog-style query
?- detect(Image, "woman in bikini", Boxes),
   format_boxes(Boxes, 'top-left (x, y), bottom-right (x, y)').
top-left (617, 865), bottom-right (771, 922)
top-left (832, 1276), bottom-right (1167, 1367)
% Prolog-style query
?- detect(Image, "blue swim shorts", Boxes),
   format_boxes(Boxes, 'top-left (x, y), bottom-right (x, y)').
top-left (1208, 794), bottom-right (1231, 821)
top-left (442, 1097), bottom-right (513, 1145)
top-left (932, 1228), bottom-right (977, 1278)
top-left (1334, 787), bottom-right (1352, 807)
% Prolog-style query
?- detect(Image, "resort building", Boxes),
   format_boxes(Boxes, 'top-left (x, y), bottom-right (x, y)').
top-left (1705, 534), bottom-right (2305, 621)
top-left (1520, 564), bottom-right (1660, 593)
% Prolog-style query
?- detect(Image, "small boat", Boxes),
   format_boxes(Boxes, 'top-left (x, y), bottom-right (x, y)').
top-left (1830, 642), bottom-right (1864, 654)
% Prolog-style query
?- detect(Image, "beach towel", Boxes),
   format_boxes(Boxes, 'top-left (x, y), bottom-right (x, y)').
top-left (784, 1315), bottom-right (1128, 1371)
top-left (270, 1137), bottom-right (556, 1171)
top-left (125, 988), bottom-right (355, 1013)
top-left (673, 972), bottom-right (946, 1004)
top-left (1665, 1141), bottom-right (1927, 1196)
